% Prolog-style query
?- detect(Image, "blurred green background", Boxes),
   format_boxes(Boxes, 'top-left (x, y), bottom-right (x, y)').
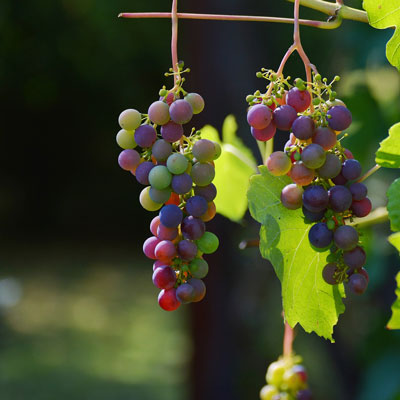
top-left (1, 0), bottom-right (400, 399)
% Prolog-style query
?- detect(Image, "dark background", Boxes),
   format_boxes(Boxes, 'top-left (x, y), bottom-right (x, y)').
top-left (1, 0), bottom-right (400, 399)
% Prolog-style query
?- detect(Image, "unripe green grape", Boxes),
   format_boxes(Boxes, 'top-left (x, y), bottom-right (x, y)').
top-left (189, 258), bottom-right (209, 279)
top-left (266, 360), bottom-right (286, 386)
top-left (212, 142), bottom-right (222, 160)
top-left (139, 187), bottom-right (163, 211)
top-left (267, 151), bottom-right (292, 176)
top-left (118, 109), bottom-right (141, 130)
top-left (116, 129), bottom-right (137, 149)
top-left (196, 232), bottom-right (219, 254)
top-left (149, 187), bottom-right (171, 204)
top-left (259, 385), bottom-right (279, 400)
top-left (282, 368), bottom-right (302, 391)
top-left (167, 153), bottom-right (189, 175)
top-left (148, 165), bottom-right (172, 190)
top-left (192, 139), bottom-right (216, 162)
top-left (185, 93), bottom-right (205, 114)
top-left (191, 162), bottom-right (215, 186)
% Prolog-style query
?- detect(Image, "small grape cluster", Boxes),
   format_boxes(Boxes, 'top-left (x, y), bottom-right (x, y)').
top-left (260, 355), bottom-right (312, 400)
top-left (116, 66), bottom-right (220, 311)
top-left (246, 72), bottom-right (371, 295)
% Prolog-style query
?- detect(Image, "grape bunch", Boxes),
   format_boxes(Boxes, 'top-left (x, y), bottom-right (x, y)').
top-left (247, 72), bottom-right (371, 296)
top-left (260, 355), bottom-right (312, 400)
top-left (116, 66), bottom-right (220, 311)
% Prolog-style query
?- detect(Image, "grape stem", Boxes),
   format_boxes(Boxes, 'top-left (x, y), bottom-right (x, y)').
top-left (283, 320), bottom-right (295, 357)
top-left (171, 0), bottom-right (179, 84)
top-left (357, 164), bottom-right (381, 183)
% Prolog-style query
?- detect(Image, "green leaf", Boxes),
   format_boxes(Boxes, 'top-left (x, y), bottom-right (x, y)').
top-left (387, 234), bottom-right (400, 329)
top-left (363, 0), bottom-right (400, 71)
top-left (387, 177), bottom-right (400, 231)
top-left (201, 115), bottom-right (257, 222)
top-left (376, 123), bottom-right (400, 168)
top-left (247, 166), bottom-right (345, 341)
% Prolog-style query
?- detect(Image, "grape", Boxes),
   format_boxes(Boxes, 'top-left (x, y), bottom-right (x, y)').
top-left (196, 231), bottom-right (219, 254)
top-left (331, 172), bottom-right (347, 185)
top-left (282, 368), bottom-right (302, 391)
top-left (316, 153), bottom-right (341, 179)
top-left (289, 162), bottom-right (315, 186)
top-left (117, 129), bottom-right (137, 149)
top-left (302, 185), bottom-right (329, 212)
top-left (135, 161), bottom-right (154, 185)
top-left (152, 139), bottom-right (172, 162)
top-left (118, 109), bottom-right (141, 130)
top-left (166, 153), bottom-right (189, 175)
top-left (134, 124), bottom-right (156, 148)
top-left (266, 360), bottom-right (286, 386)
top-left (161, 121), bottom-right (184, 142)
top-left (308, 222), bottom-right (333, 249)
top-left (181, 216), bottom-right (205, 240)
top-left (176, 283), bottom-right (195, 304)
top-left (251, 122), bottom-right (276, 142)
top-left (300, 143), bottom-right (326, 169)
top-left (158, 288), bottom-right (181, 311)
top-left (349, 182), bottom-right (367, 201)
top-left (292, 365), bottom-right (308, 383)
top-left (296, 389), bottom-right (313, 400)
top-left (359, 267), bottom-right (369, 284)
top-left (326, 98), bottom-right (346, 108)
top-left (186, 195), bottom-right (208, 217)
top-left (177, 240), bottom-right (198, 261)
top-left (286, 87), bottom-right (311, 112)
top-left (333, 225), bottom-right (359, 250)
top-left (171, 173), bottom-right (193, 194)
top-left (194, 183), bottom-right (217, 202)
top-left (139, 186), bottom-right (163, 211)
top-left (312, 126), bottom-right (337, 150)
top-left (157, 224), bottom-right (178, 241)
top-left (188, 278), bottom-right (206, 302)
top-left (247, 104), bottom-right (272, 129)
top-left (302, 206), bottom-right (325, 222)
top-left (281, 184), bottom-right (303, 210)
top-left (152, 266), bottom-right (176, 289)
top-left (185, 93), bottom-right (205, 114)
top-left (259, 385), bottom-right (279, 400)
top-left (148, 100), bottom-right (170, 125)
top-left (193, 139), bottom-right (217, 162)
top-left (348, 273), bottom-right (368, 295)
top-left (327, 105), bottom-right (352, 131)
top-left (328, 185), bottom-right (352, 212)
top-left (163, 92), bottom-right (176, 106)
top-left (351, 197), bottom-right (372, 217)
top-left (273, 105), bottom-right (298, 131)
top-left (344, 148), bottom-right (354, 159)
top-left (165, 192), bottom-right (180, 206)
top-left (189, 258), bottom-right (209, 279)
top-left (212, 142), bottom-right (222, 160)
top-left (118, 149), bottom-right (141, 171)
top-left (159, 204), bottom-right (183, 228)
top-left (201, 201), bottom-right (217, 222)
top-left (169, 99), bottom-right (193, 124)
top-left (155, 240), bottom-right (177, 262)
top-left (153, 260), bottom-right (170, 271)
top-left (292, 116), bottom-right (315, 140)
top-left (343, 246), bottom-right (366, 270)
top-left (149, 187), bottom-right (171, 204)
top-left (341, 159), bottom-right (362, 181)
top-left (148, 165), bottom-right (172, 190)
top-left (150, 216), bottom-right (161, 236)
top-left (267, 151), bottom-right (292, 176)
top-left (143, 236), bottom-right (161, 259)
top-left (322, 263), bottom-right (339, 285)
top-left (191, 162), bottom-right (215, 186)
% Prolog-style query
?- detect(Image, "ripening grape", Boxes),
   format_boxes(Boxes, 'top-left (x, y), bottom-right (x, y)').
top-left (152, 266), bottom-right (176, 289)
top-left (302, 185), bottom-right (329, 212)
top-left (342, 159), bottom-right (362, 181)
top-left (273, 105), bottom-right (297, 131)
top-left (148, 100), bottom-right (170, 125)
top-left (134, 124), bottom-right (157, 148)
top-left (171, 173), bottom-right (193, 194)
top-left (169, 99), bottom-right (193, 124)
top-left (196, 231), bottom-right (219, 254)
top-left (181, 216), bottom-right (206, 240)
top-left (327, 105), bottom-right (352, 131)
top-left (150, 216), bottom-right (161, 236)
top-left (155, 240), bottom-right (177, 262)
top-left (177, 240), bottom-right (198, 261)
top-left (349, 182), bottom-right (367, 201)
top-left (186, 195), bottom-right (208, 217)
top-left (328, 185), bottom-right (353, 213)
top-left (331, 172), bottom-right (347, 186)
top-left (289, 162), bottom-right (315, 186)
top-left (157, 224), bottom-right (178, 241)
top-left (351, 197), bottom-right (372, 217)
top-left (251, 122), bottom-right (276, 141)
top-left (300, 143), bottom-right (326, 169)
top-left (118, 149), bottom-right (141, 171)
top-left (312, 127), bottom-right (337, 150)
top-left (343, 148), bottom-right (354, 159)
top-left (267, 151), bottom-right (292, 176)
top-left (322, 263), bottom-right (339, 285)
top-left (159, 204), bottom-right (183, 228)
top-left (176, 283), bottom-right (195, 304)
top-left (343, 246), bottom-right (366, 270)
top-left (148, 165), bottom-right (172, 190)
top-left (189, 258), bottom-right (209, 279)
top-left (302, 206), bottom-right (325, 222)
top-left (143, 236), bottom-right (161, 259)
top-left (188, 278), bottom-right (206, 302)
top-left (161, 121), bottom-right (184, 142)
top-left (152, 139), bottom-right (172, 162)
top-left (194, 183), bottom-right (217, 202)
top-left (247, 104), bottom-right (272, 129)
top-left (292, 116), bottom-right (315, 140)
top-left (286, 87), bottom-right (311, 112)
top-left (166, 153), bottom-right (189, 175)
top-left (308, 222), bottom-right (333, 249)
top-left (153, 260), bottom-right (170, 271)
top-left (185, 93), bottom-right (205, 114)
top-left (193, 139), bottom-right (217, 162)
top-left (116, 129), bottom-right (137, 149)
top-left (316, 153), bottom-right (342, 179)
top-left (281, 184), bottom-right (303, 210)
top-left (333, 225), bottom-right (359, 250)
top-left (158, 288), bottom-right (181, 311)
top-left (348, 273), bottom-right (368, 295)
top-left (259, 385), bottom-right (279, 400)
top-left (191, 162), bottom-right (215, 186)
top-left (149, 186), bottom-right (171, 204)
top-left (359, 267), bottom-right (370, 284)
top-left (291, 365), bottom-right (308, 383)
top-left (118, 109), bottom-right (142, 131)
top-left (135, 161), bottom-right (155, 185)
top-left (139, 186), bottom-right (163, 211)
top-left (212, 142), bottom-right (222, 160)
top-left (201, 201), bottom-right (216, 222)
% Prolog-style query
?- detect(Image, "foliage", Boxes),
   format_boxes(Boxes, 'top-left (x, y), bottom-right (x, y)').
top-left (376, 123), bottom-right (400, 168)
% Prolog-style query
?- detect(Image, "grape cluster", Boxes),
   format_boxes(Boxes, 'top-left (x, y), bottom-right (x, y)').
top-left (116, 67), bottom-right (220, 311)
top-left (247, 72), bottom-right (371, 296)
top-left (260, 356), bottom-right (312, 400)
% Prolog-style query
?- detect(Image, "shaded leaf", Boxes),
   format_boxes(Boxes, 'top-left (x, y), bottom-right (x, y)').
top-left (387, 233), bottom-right (400, 329)
top-left (376, 123), bottom-right (400, 168)
top-left (387, 177), bottom-right (400, 231)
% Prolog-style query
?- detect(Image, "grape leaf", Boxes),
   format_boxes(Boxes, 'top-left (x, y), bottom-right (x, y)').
top-left (387, 234), bottom-right (400, 329)
top-left (363, 0), bottom-right (400, 71)
top-left (247, 166), bottom-right (345, 341)
top-left (376, 123), bottom-right (400, 168)
top-left (387, 177), bottom-right (400, 231)
top-left (201, 116), bottom-right (257, 222)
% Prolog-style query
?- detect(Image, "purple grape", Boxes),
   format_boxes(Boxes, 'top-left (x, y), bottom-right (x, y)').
top-left (171, 173), bottom-right (193, 194)
top-left (302, 206), bottom-right (326, 222)
top-left (332, 172), bottom-right (347, 185)
top-left (143, 236), bottom-right (160, 259)
top-left (187, 278), bottom-right (206, 302)
top-left (316, 153), bottom-right (342, 179)
top-left (169, 99), bottom-right (193, 124)
top-left (312, 127), bottom-right (337, 150)
top-left (177, 240), bottom-right (198, 261)
top-left (157, 224), bottom-right (178, 241)
top-left (250, 122), bottom-right (276, 141)
top-left (135, 161), bottom-right (155, 185)
top-left (186, 195), bottom-right (208, 217)
top-left (300, 143), bottom-right (326, 169)
top-left (191, 162), bottom-right (215, 186)
top-left (192, 139), bottom-right (216, 162)
top-left (327, 105), bottom-right (352, 131)
top-left (152, 139), bottom-right (172, 162)
top-left (302, 185), bottom-right (329, 212)
top-left (176, 283), bottom-right (195, 304)
top-left (181, 216), bottom-right (205, 240)
top-left (159, 205), bottom-right (183, 228)
top-left (334, 225), bottom-right (358, 250)
top-left (349, 182), bottom-right (367, 201)
top-left (118, 149), bottom-right (141, 171)
top-left (273, 105), bottom-right (298, 131)
top-left (152, 266), bottom-right (176, 289)
top-left (322, 263), bottom-right (339, 285)
top-left (134, 124), bottom-right (157, 148)
top-left (328, 185), bottom-right (352, 212)
top-left (342, 159), bottom-right (362, 181)
top-left (194, 183), bottom-right (217, 202)
top-left (286, 87), bottom-right (311, 112)
top-left (148, 100), bottom-right (170, 125)
top-left (348, 273), bottom-right (368, 295)
top-left (296, 389), bottom-right (313, 400)
top-left (343, 246), bottom-right (366, 270)
top-left (161, 121), bottom-right (184, 143)
top-left (158, 288), bottom-right (180, 311)
top-left (247, 104), bottom-right (272, 129)
top-left (351, 197), bottom-right (372, 217)
top-left (292, 116), bottom-right (315, 140)
top-left (308, 222), bottom-right (333, 249)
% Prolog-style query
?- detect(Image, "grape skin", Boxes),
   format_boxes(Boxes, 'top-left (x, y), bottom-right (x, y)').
top-left (116, 129), bottom-right (137, 149)
top-left (286, 87), bottom-right (311, 112)
top-left (171, 173), bottom-right (193, 194)
top-left (343, 246), bottom-right (366, 270)
top-left (292, 116), bottom-right (315, 140)
top-left (342, 159), bottom-right (362, 181)
top-left (152, 266), bottom-right (176, 289)
top-left (169, 99), bottom-right (193, 124)
top-left (143, 236), bottom-right (161, 259)
top-left (194, 184), bottom-right (217, 202)
top-left (308, 222), bottom-right (333, 249)
top-left (167, 153), bottom-right (189, 175)
top-left (273, 105), bottom-right (297, 131)
top-left (192, 139), bottom-right (217, 162)
top-left (302, 185), bottom-right (329, 212)
top-left (327, 105), bottom-right (352, 131)
top-left (155, 240), bottom-right (177, 262)
top-left (188, 278), bottom-right (206, 302)
top-left (161, 121), bottom-right (184, 143)
top-left (333, 225), bottom-right (359, 250)
top-left (158, 288), bottom-right (181, 311)
top-left (322, 263), bottom-right (339, 285)
top-left (152, 139), bottom-right (172, 162)
top-left (247, 104), bottom-right (272, 129)
top-left (267, 151), bottom-right (292, 176)
top-left (118, 149), bottom-right (141, 171)
top-left (118, 109), bottom-right (141, 131)
top-left (281, 184), bottom-right (303, 210)
top-left (148, 165), bottom-right (172, 190)
top-left (312, 127), bottom-right (337, 150)
top-left (139, 187), bottom-right (162, 211)
top-left (328, 185), bottom-right (353, 213)
top-left (181, 216), bottom-right (205, 240)
top-left (150, 216), bottom-right (161, 236)
top-left (186, 195), bottom-right (208, 217)
top-left (148, 100), bottom-right (170, 125)
top-left (351, 197), bottom-right (372, 217)
top-left (191, 162), bottom-right (215, 186)
top-left (177, 240), bottom-right (198, 261)
top-left (349, 182), bottom-right (367, 201)
top-left (196, 231), bottom-right (219, 254)
top-left (302, 206), bottom-right (325, 222)
top-left (176, 283), bottom-right (195, 304)
top-left (157, 224), bottom-right (178, 241)
top-left (189, 258), bottom-right (209, 279)
top-left (159, 204), bottom-right (183, 228)
top-left (316, 153), bottom-right (341, 179)
top-left (134, 124), bottom-right (157, 148)
top-left (288, 162), bottom-right (315, 186)
top-left (149, 187), bottom-right (171, 204)
top-left (348, 273), bottom-right (368, 295)
top-left (251, 122), bottom-right (276, 141)
top-left (300, 143), bottom-right (326, 169)
top-left (185, 93), bottom-right (205, 114)
top-left (135, 161), bottom-right (155, 185)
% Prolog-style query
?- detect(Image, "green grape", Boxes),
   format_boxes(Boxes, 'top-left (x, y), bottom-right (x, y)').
top-left (195, 232), bottom-right (219, 254)
top-left (148, 165), bottom-right (172, 190)
top-left (266, 360), bottom-right (286, 386)
top-left (189, 258), bottom-right (209, 279)
top-left (212, 142), bottom-right (222, 160)
top-left (282, 368), bottom-right (302, 391)
top-left (118, 109), bottom-right (142, 130)
top-left (167, 153), bottom-right (189, 175)
top-left (185, 93), bottom-right (205, 114)
top-left (139, 187), bottom-right (163, 211)
top-left (116, 129), bottom-right (137, 149)
top-left (149, 187), bottom-right (171, 204)
top-left (191, 162), bottom-right (215, 186)
top-left (259, 385), bottom-right (279, 400)
top-left (192, 139), bottom-right (216, 162)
